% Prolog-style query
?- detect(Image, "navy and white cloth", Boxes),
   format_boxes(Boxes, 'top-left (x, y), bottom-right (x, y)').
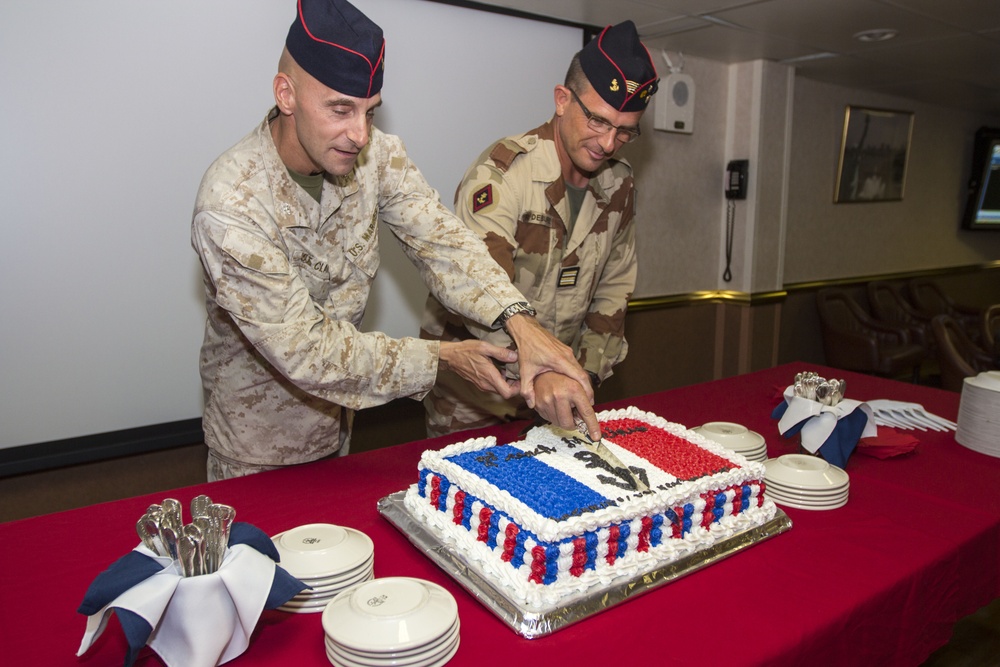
top-left (772, 386), bottom-right (876, 469)
top-left (77, 522), bottom-right (305, 667)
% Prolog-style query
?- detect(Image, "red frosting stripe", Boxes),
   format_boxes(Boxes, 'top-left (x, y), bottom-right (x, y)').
top-left (602, 418), bottom-right (735, 479)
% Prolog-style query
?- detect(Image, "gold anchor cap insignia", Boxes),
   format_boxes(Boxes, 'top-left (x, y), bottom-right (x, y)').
top-left (609, 78), bottom-right (620, 92)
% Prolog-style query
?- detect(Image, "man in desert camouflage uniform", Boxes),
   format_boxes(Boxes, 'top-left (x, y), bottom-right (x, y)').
top-left (421, 21), bottom-right (659, 437)
top-left (191, 0), bottom-right (598, 481)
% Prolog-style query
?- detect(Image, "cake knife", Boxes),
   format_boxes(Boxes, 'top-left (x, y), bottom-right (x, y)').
top-left (571, 417), bottom-right (649, 492)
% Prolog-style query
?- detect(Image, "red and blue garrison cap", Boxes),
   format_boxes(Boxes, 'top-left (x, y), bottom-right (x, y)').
top-left (579, 21), bottom-right (659, 112)
top-left (285, 0), bottom-right (385, 99)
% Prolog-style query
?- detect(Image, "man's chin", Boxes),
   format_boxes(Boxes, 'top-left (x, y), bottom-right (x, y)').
top-left (324, 157), bottom-right (359, 176)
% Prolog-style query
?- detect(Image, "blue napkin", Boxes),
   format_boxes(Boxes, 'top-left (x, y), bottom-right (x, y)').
top-left (78, 522), bottom-right (305, 667)
top-left (771, 400), bottom-right (867, 469)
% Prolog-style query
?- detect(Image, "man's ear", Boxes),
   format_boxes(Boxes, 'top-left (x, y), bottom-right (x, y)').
top-left (554, 84), bottom-right (571, 118)
top-left (273, 72), bottom-right (296, 115)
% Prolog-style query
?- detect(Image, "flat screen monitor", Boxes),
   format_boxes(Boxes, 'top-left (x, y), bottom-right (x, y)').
top-left (962, 126), bottom-right (1000, 230)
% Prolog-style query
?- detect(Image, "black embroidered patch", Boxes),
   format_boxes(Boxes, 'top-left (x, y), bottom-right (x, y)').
top-left (558, 266), bottom-right (580, 287)
top-left (471, 184), bottom-right (494, 213)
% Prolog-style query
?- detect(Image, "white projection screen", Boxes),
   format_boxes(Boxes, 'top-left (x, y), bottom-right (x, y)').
top-left (0, 0), bottom-right (583, 448)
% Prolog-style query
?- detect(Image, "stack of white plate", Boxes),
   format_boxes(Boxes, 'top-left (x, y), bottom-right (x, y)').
top-left (322, 577), bottom-right (459, 667)
top-left (956, 371), bottom-right (1000, 458)
top-left (271, 523), bottom-right (374, 614)
top-left (692, 422), bottom-right (768, 462)
top-left (763, 454), bottom-right (849, 510)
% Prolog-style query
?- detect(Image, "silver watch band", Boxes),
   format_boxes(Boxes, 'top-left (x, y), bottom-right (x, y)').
top-left (494, 302), bottom-right (536, 334)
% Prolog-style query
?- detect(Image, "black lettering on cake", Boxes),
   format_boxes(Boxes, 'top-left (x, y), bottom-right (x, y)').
top-left (475, 451), bottom-right (499, 468)
top-left (503, 443), bottom-right (556, 462)
top-left (574, 451), bottom-right (650, 491)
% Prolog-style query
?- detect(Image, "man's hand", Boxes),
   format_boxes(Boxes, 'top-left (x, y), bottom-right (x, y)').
top-left (503, 313), bottom-right (599, 439)
top-left (533, 372), bottom-right (600, 437)
top-left (438, 340), bottom-right (520, 399)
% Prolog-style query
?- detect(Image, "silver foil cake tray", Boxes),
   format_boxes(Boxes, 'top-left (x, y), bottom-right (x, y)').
top-left (377, 491), bottom-right (792, 639)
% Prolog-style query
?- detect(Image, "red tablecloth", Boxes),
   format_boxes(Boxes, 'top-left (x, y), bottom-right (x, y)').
top-left (3, 363), bottom-right (999, 666)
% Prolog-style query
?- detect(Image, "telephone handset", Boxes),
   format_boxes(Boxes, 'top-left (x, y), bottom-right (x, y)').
top-left (723, 159), bottom-right (748, 282)
top-left (725, 160), bottom-right (748, 200)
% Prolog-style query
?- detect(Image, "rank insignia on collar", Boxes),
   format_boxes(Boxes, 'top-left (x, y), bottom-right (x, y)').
top-left (472, 184), bottom-right (494, 213)
top-left (558, 266), bottom-right (580, 288)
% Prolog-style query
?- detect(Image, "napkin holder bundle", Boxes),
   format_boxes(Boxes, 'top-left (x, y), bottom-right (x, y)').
top-left (771, 385), bottom-right (877, 469)
top-left (77, 522), bottom-right (306, 667)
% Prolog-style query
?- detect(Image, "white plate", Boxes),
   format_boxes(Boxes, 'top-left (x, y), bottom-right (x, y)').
top-left (272, 524), bottom-right (374, 579)
top-left (282, 595), bottom-right (337, 609)
top-left (288, 573), bottom-right (376, 605)
top-left (327, 634), bottom-right (459, 667)
top-left (764, 455), bottom-right (849, 490)
top-left (764, 477), bottom-right (848, 497)
top-left (301, 559), bottom-right (375, 587)
top-left (770, 494), bottom-right (848, 511)
top-left (693, 422), bottom-right (766, 452)
top-left (300, 561), bottom-right (375, 590)
top-left (322, 578), bottom-right (458, 653)
top-left (767, 487), bottom-right (849, 504)
top-left (326, 621), bottom-right (459, 662)
top-left (278, 602), bottom-right (328, 614)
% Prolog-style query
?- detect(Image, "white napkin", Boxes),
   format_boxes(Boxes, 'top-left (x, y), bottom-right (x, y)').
top-left (78, 543), bottom-right (276, 667)
top-left (777, 386), bottom-right (877, 454)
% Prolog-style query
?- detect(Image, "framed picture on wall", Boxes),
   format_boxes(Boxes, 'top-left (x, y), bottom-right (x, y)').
top-left (834, 106), bottom-right (914, 203)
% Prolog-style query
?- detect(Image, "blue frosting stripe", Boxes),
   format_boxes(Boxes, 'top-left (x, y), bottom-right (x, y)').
top-left (617, 522), bottom-right (631, 559)
top-left (446, 444), bottom-right (614, 521)
top-left (511, 529), bottom-right (527, 568)
top-left (650, 514), bottom-right (664, 547)
top-left (487, 510), bottom-right (501, 549)
top-left (436, 476), bottom-right (450, 512)
top-left (585, 532), bottom-right (598, 571)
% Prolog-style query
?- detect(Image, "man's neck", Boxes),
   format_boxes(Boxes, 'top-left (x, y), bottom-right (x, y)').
top-left (552, 116), bottom-right (592, 189)
top-left (269, 114), bottom-right (323, 176)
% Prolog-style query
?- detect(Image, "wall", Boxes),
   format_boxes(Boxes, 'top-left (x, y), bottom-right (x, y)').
top-left (785, 77), bottom-right (1000, 283)
top-left (621, 54), bottom-right (731, 296)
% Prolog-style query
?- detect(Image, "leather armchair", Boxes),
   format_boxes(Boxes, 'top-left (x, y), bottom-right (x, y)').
top-left (866, 280), bottom-right (934, 357)
top-left (816, 288), bottom-right (925, 381)
top-left (906, 278), bottom-right (982, 343)
top-left (982, 304), bottom-right (1000, 366)
top-left (931, 314), bottom-right (996, 392)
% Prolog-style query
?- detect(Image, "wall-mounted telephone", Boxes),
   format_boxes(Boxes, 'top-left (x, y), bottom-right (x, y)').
top-left (725, 159), bottom-right (748, 200)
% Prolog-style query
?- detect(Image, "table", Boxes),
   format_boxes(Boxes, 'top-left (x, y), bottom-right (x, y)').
top-left (3, 362), bottom-right (999, 666)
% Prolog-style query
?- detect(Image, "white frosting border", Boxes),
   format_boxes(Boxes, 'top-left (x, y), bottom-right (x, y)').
top-left (417, 407), bottom-right (767, 542)
top-left (403, 481), bottom-right (777, 608)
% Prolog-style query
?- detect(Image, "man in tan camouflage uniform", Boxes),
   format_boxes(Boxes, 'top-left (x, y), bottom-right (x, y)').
top-left (421, 21), bottom-right (659, 437)
top-left (191, 0), bottom-right (598, 481)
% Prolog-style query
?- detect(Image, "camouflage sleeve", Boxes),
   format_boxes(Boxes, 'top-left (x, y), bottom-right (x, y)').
top-left (192, 209), bottom-right (440, 409)
top-left (579, 186), bottom-right (637, 381)
top-left (373, 134), bottom-right (526, 330)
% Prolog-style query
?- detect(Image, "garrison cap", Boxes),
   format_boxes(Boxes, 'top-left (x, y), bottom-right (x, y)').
top-left (579, 21), bottom-right (658, 112)
top-left (285, 0), bottom-right (385, 98)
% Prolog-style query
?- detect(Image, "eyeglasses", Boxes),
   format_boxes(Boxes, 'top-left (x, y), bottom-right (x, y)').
top-left (568, 89), bottom-right (641, 144)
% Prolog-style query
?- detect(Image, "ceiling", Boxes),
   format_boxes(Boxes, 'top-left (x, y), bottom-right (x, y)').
top-left (471, 0), bottom-right (1000, 116)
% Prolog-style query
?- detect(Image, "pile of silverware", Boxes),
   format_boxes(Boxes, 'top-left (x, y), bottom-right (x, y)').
top-left (793, 371), bottom-right (847, 407)
top-left (136, 495), bottom-right (236, 577)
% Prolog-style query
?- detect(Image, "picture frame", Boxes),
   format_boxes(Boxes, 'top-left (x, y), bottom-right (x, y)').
top-left (834, 105), bottom-right (914, 203)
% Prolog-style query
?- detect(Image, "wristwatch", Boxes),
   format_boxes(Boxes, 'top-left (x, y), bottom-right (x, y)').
top-left (587, 371), bottom-right (601, 389)
top-left (494, 301), bottom-right (536, 335)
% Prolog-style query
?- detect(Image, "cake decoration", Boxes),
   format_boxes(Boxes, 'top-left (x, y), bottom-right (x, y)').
top-left (403, 407), bottom-right (777, 607)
